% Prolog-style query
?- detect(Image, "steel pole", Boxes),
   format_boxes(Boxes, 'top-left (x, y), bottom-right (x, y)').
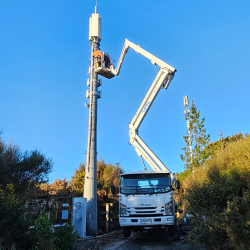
top-left (84, 39), bottom-right (99, 235)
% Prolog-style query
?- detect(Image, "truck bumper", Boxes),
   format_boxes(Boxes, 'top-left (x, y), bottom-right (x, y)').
top-left (119, 216), bottom-right (175, 227)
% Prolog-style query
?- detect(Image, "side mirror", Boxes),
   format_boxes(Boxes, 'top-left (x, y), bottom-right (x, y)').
top-left (111, 185), bottom-right (116, 194)
top-left (175, 180), bottom-right (180, 190)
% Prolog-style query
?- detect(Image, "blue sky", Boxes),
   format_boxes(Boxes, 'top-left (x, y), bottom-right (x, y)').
top-left (0, 0), bottom-right (249, 182)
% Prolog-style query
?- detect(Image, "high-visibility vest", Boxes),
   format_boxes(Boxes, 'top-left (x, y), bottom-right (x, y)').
top-left (92, 50), bottom-right (102, 58)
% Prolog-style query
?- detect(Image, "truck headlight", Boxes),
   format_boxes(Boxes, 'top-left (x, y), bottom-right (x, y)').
top-left (165, 201), bottom-right (173, 215)
top-left (120, 203), bottom-right (127, 216)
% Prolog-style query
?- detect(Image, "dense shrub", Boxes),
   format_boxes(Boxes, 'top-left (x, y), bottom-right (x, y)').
top-left (0, 184), bottom-right (32, 249)
top-left (31, 211), bottom-right (78, 250)
top-left (54, 223), bottom-right (79, 250)
top-left (182, 134), bottom-right (250, 249)
top-left (0, 136), bottom-right (53, 249)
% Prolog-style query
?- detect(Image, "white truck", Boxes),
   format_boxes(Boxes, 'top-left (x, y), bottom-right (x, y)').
top-left (95, 39), bottom-right (180, 237)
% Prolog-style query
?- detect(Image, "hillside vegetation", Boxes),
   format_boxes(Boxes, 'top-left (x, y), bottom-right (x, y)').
top-left (40, 159), bottom-right (122, 197)
top-left (179, 134), bottom-right (250, 249)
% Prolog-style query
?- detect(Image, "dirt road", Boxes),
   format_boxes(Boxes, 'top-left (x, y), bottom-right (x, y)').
top-left (73, 230), bottom-right (203, 250)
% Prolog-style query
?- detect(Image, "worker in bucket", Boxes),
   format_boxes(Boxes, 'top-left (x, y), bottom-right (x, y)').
top-left (92, 48), bottom-right (102, 68)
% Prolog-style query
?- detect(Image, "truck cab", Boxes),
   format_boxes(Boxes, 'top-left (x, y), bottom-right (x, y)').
top-left (119, 170), bottom-right (178, 237)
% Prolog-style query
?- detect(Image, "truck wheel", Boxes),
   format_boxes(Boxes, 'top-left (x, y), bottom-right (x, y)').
top-left (123, 226), bottom-right (131, 237)
top-left (168, 225), bottom-right (175, 236)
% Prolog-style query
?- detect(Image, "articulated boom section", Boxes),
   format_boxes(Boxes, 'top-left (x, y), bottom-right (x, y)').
top-left (128, 69), bottom-right (173, 172)
top-left (96, 39), bottom-right (176, 172)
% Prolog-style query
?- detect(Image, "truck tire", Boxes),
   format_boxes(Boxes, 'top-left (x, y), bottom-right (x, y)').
top-left (123, 226), bottom-right (131, 237)
top-left (168, 225), bottom-right (175, 236)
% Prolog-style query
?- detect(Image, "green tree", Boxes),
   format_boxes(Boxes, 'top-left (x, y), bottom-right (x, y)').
top-left (180, 101), bottom-right (210, 171)
top-left (0, 139), bottom-right (53, 198)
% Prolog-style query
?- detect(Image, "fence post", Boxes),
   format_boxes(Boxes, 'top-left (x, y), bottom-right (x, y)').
top-left (106, 203), bottom-right (110, 233)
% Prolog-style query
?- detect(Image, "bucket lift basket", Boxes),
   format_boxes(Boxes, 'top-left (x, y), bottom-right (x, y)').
top-left (95, 52), bottom-right (115, 79)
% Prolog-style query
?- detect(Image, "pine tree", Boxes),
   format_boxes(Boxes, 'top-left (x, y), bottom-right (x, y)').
top-left (180, 101), bottom-right (210, 171)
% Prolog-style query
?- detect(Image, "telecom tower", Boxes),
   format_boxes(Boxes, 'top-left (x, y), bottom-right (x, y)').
top-left (183, 96), bottom-right (193, 159)
top-left (84, 5), bottom-right (102, 235)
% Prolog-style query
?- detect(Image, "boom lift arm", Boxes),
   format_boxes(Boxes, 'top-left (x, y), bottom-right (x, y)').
top-left (96, 39), bottom-right (176, 172)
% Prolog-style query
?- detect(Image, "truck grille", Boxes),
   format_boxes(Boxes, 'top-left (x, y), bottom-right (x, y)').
top-left (128, 214), bottom-right (163, 217)
top-left (127, 206), bottom-right (164, 217)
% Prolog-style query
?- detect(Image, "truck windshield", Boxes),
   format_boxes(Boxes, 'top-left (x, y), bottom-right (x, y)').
top-left (120, 173), bottom-right (171, 195)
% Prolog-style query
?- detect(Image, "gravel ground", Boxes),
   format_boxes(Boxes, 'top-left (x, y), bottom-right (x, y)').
top-left (73, 230), bottom-right (204, 250)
